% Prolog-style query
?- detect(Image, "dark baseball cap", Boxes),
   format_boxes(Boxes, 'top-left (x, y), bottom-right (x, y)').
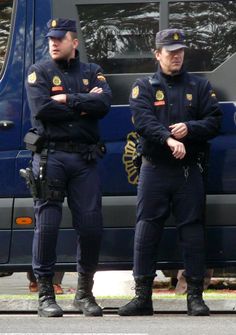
top-left (46, 18), bottom-right (77, 38)
top-left (155, 29), bottom-right (187, 51)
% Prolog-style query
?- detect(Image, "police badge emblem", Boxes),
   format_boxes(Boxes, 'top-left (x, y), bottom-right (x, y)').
top-left (156, 90), bottom-right (164, 101)
top-left (52, 76), bottom-right (62, 86)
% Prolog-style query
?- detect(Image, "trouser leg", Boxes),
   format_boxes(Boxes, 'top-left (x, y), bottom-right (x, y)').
top-left (32, 200), bottom-right (62, 277)
top-left (134, 160), bottom-right (170, 277)
top-left (32, 152), bottom-right (65, 278)
top-left (179, 223), bottom-right (206, 279)
top-left (67, 159), bottom-right (103, 316)
top-left (173, 165), bottom-right (206, 279)
top-left (172, 165), bottom-right (209, 315)
top-left (67, 160), bottom-right (103, 274)
top-left (133, 219), bottom-right (164, 277)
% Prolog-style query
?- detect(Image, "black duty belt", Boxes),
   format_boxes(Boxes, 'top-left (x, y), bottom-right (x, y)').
top-left (47, 141), bottom-right (91, 153)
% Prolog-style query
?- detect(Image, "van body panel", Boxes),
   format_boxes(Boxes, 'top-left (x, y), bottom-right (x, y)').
top-left (0, 0), bottom-right (235, 272)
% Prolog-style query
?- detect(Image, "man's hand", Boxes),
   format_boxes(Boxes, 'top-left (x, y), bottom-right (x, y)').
top-left (51, 94), bottom-right (67, 104)
top-left (169, 122), bottom-right (188, 139)
top-left (166, 137), bottom-right (186, 159)
top-left (90, 86), bottom-right (103, 94)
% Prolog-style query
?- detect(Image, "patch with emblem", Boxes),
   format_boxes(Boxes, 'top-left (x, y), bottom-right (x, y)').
top-left (52, 76), bottom-right (62, 86)
top-left (28, 71), bottom-right (37, 84)
top-left (156, 90), bottom-right (165, 101)
top-left (97, 73), bottom-right (106, 81)
top-left (186, 94), bottom-right (192, 101)
top-left (83, 79), bottom-right (89, 86)
top-left (132, 86), bottom-right (139, 99)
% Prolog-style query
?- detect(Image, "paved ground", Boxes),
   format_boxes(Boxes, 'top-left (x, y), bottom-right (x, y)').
top-left (0, 272), bottom-right (236, 313)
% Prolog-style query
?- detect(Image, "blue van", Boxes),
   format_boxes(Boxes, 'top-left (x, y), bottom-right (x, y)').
top-left (0, 0), bottom-right (236, 275)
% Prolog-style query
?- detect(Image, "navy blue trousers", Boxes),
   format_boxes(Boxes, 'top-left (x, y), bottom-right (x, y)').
top-left (32, 151), bottom-right (103, 278)
top-left (134, 158), bottom-right (206, 280)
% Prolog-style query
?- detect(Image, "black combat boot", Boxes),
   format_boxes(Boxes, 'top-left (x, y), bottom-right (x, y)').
top-left (38, 277), bottom-right (63, 317)
top-left (118, 276), bottom-right (154, 316)
top-left (186, 276), bottom-right (210, 316)
top-left (73, 272), bottom-right (103, 316)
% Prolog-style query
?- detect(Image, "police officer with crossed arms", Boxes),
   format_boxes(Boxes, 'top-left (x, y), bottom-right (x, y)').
top-left (118, 29), bottom-right (222, 317)
top-left (26, 18), bottom-right (111, 317)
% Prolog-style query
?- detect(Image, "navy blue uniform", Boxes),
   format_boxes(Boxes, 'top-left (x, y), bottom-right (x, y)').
top-left (130, 67), bottom-right (222, 279)
top-left (26, 52), bottom-right (112, 277)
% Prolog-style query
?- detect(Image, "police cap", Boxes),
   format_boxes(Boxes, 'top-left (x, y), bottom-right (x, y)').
top-left (46, 18), bottom-right (77, 38)
top-left (155, 29), bottom-right (187, 51)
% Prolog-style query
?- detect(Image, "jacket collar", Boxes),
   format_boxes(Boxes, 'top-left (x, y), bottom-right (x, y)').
top-left (54, 49), bottom-right (80, 70)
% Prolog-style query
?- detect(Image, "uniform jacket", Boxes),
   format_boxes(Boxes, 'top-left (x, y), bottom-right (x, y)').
top-left (26, 51), bottom-right (112, 144)
top-left (129, 67), bottom-right (222, 164)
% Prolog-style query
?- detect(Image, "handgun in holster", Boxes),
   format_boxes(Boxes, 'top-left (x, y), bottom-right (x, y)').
top-left (19, 167), bottom-right (39, 199)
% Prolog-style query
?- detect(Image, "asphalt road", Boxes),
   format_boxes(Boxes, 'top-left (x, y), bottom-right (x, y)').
top-left (1, 313), bottom-right (236, 335)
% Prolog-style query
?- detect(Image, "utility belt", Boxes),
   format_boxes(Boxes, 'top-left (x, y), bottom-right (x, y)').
top-left (47, 141), bottom-right (106, 162)
top-left (48, 141), bottom-right (89, 153)
top-left (20, 131), bottom-right (106, 201)
top-left (23, 129), bottom-right (106, 161)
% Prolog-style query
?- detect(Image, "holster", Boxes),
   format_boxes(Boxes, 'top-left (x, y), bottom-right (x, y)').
top-left (19, 167), bottom-right (40, 199)
top-left (39, 178), bottom-right (66, 202)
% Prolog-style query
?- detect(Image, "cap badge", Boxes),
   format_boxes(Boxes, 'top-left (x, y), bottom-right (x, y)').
top-left (210, 90), bottom-right (216, 98)
top-left (52, 76), bottom-right (62, 86)
top-left (186, 94), bottom-right (192, 101)
top-left (51, 20), bottom-right (57, 28)
top-left (28, 71), bottom-right (37, 84)
top-left (173, 33), bottom-right (179, 41)
top-left (132, 86), bottom-right (139, 99)
top-left (156, 90), bottom-right (165, 101)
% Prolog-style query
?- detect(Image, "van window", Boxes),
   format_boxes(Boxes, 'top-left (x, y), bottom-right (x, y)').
top-left (0, 0), bottom-right (13, 74)
top-left (77, 2), bottom-right (160, 74)
top-left (169, 1), bottom-right (236, 72)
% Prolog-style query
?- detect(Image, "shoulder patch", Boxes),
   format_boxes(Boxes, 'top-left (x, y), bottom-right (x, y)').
top-left (132, 86), bottom-right (139, 99)
top-left (28, 71), bottom-right (37, 84)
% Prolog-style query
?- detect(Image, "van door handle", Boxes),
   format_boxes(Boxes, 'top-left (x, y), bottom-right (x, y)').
top-left (0, 120), bottom-right (14, 129)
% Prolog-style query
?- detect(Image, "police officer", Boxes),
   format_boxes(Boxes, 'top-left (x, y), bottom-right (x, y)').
top-left (25, 18), bottom-right (112, 317)
top-left (118, 29), bottom-right (222, 317)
